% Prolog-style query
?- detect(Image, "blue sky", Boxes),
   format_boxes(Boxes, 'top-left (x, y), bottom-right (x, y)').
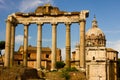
top-left (0, 0), bottom-right (120, 59)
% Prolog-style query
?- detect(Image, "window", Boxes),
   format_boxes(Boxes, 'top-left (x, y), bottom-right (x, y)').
top-left (114, 57), bottom-right (115, 60)
top-left (18, 61), bottom-right (20, 65)
top-left (46, 54), bottom-right (49, 58)
top-left (93, 56), bottom-right (95, 60)
top-left (28, 53), bottom-right (30, 58)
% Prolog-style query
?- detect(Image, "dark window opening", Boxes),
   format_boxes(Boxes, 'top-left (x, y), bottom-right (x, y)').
top-left (18, 61), bottom-right (20, 65)
top-left (114, 57), bottom-right (115, 60)
top-left (28, 53), bottom-right (30, 58)
top-left (93, 56), bottom-right (95, 60)
top-left (46, 54), bottom-right (49, 58)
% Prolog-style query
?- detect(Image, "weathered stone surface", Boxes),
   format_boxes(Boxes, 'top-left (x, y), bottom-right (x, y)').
top-left (0, 66), bottom-right (41, 80)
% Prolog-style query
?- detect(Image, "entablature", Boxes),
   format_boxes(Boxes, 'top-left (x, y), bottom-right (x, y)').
top-left (7, 4), bottom-right (89, 25)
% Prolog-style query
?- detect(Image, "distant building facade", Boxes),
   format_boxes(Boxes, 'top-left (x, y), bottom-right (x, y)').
top-left (72, 17), bottom-right (118, 80)
top-left (14, 45), bottom-right (62, 70)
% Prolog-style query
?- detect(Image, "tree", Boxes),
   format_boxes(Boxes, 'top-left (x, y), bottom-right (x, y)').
top-left (0, 41), bottom-right (5, 50)
top-left (56, 61), bottom-right (65, 70)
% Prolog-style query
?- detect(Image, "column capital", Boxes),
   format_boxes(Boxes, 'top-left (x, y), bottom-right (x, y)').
top-left (23, 22), bottom-right (30, 26)
top-left (5, 19), bottom-right (12, 23)
top-left (37, 22), bottom-right (44, 25)
top-left (6, 15), bottom-right (13, 22)
top-left (11, 23), bottom-right (18, 27)
top-left (51, 22), bottom-right (58, 26)
top-left (79, 19), bottom-right (86, 22)
top-left (65, 22), bottom-right (71, 25)
top-left (79, 10), bottom-right (89, 22)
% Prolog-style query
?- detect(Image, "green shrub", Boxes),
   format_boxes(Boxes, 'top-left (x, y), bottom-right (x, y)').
top-left (61, 70), bottom-right (70, 80)
top-left (55, 61), bottom-right (65, 70)
top-left (65, 67), bottom-right (78, 72)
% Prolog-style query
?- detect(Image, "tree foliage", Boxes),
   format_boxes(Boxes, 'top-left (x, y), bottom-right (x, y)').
top-left (0, 41), bottom-right (5, 50)
top-left (56, 61), bottom-right (65, 70)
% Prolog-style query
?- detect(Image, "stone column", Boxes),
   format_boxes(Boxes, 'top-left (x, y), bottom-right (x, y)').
top-left (10, 23), bottom-right (16, 67)
top-left (65, 22), bottom-right (71, 68)
top-left (23, 23), bottom-right (29, 67)
top-left (36, 23), bottom-right (43, 70)
top-left (51, 23), bottom-right (57, 71)
top-left (107, 60), bottom-right (110, 80)
top-left (4, 19), bottom-right (12, 67)
top-left (75, 44), bottom-right (80, 67)
top-left (79, 20), bottom-right (86, 69)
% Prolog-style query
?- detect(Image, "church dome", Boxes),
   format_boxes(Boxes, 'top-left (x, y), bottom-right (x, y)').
top-left (86, 17), bottom-right (106, 47)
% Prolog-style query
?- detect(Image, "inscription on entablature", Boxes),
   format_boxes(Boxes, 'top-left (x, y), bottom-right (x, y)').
top-left (16, 16), bottom-right (80, 24)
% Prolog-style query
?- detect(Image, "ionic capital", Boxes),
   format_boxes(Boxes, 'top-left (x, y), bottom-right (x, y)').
top-left (23, 22), bottom-right (30, 26)
top-left (51, 22), bottom-right (58, 26)
top-left (65, 22), bottom-right (71, 26)
top-left (11, 22), bottom-right (18, 27)
top-left (6, 15), bottom-right (13, 22)
top-left (37, 22), bottom-right (44, 26)
top-left (6, 19), bottom-right (12, 23)
top-left (79, 20), bottom-right (86, 26)
top-left (79, 19), bottom-right (86, 22)
top-left (79, 10), bottom-right (89, 22)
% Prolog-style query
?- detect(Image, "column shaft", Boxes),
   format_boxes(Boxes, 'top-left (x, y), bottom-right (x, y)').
top-left (75, 45), bottom-right (80, 67)
top-left (36, 23), bottom-right (43, 70)
top-left (79, 20), bottom-right (86, 69)
top-left (23, 23), bottom-right (29, 67)
top-left (51, 23), bottom-right (57, 70)
top-left (4, 20), bottom-right (11, 67)
top-left (65, 23), bottom-right (71, 68)
top-left (10, 24), bottom-right (16, 67)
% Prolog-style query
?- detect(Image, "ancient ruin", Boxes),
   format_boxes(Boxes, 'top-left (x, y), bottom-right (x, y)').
top-left (4, 4), bottom-right (89, 71)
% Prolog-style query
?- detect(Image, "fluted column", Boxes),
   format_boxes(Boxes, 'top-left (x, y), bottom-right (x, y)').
top-left (65, 22), bottom-right (71, 68)
top-left (79, 20), bottom-right (86, 69)
top-left (23, 23), bottom-right (29, 67)
top-left (10, 23), bottom-right (16, 67)
top-left (36, 23), bottom-right (43, 70)
top-left (51, 23), bottom-right (57, 70)
top-left (4, 19), bottom-right (12, 67)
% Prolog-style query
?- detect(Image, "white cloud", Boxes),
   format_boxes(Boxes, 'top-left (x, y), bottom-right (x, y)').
top-left (43, 39), bottom-right (51, 42)
top-left (0, 0), bottom-right (15, 10)
top-left (15, 35), bottom-right (31, 44)
top-left (107, 40), bottom-right (120, 58)
top-left (19, 0), bottom-right (54, 12)
top-left (0, 0), bottom-right (6, 9)
top-left (15, 35), bottom-right (23, 44)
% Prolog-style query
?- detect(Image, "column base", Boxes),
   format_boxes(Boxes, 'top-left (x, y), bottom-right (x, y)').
top-left (51, 68), bottom-right (57, 71)
top-left (37, 68), bottom-right (42, 71)
top-left (79, 67), bottom-right (86, 72)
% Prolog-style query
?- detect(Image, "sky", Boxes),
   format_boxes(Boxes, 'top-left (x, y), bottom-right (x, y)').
top-left (0, 0), bottom-right (120, 59)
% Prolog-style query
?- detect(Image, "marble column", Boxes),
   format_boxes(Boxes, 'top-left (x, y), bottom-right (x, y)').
top-left (79, 20), bottom-right (86, 69)
top-left (36, 23), bottom-right (43, 70)
top-left (65, 22), bottom-right (71, 68)
top-left (23, 23), bottom-right (29, 67)
top-left (51, 23), bottom-right (57, 71)
top-left (4, 19), bottom-right (11, 67)
top-left (10, 23), bottom-right (16, 67)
